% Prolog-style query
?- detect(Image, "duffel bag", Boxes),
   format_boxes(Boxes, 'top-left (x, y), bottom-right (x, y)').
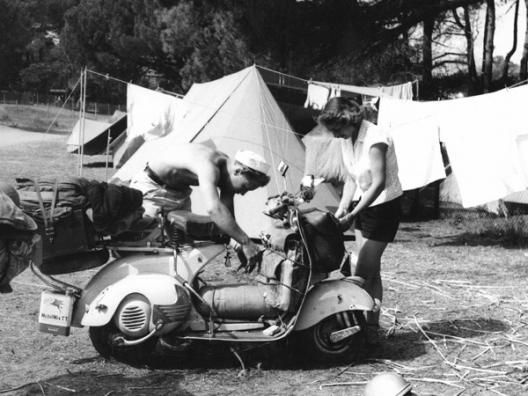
top-left (16, 179), bottom-right (95, 259)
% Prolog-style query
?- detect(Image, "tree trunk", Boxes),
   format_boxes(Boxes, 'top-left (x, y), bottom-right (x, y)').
top-left (482, 0), bottom-right (495, 92)
top-left (521, 0), bottom-right (528, 80)
top-left (462, 6), bottom-right (479, 92)
top-left (423, 17), bottom-right (434, 88)
top-left (502, 0), bottom-right (520, 84)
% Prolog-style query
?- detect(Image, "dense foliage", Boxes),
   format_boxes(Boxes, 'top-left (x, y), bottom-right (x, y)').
top-left (2, 0), bottom-right (523, 101)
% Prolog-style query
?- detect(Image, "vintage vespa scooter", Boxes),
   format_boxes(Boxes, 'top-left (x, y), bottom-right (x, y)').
top-left (32, 174), bottom-right (374, 367)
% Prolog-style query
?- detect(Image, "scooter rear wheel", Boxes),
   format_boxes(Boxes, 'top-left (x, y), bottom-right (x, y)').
top-left (89, 323), bottom-right (158, 368)
top-left (301, 310), bottom-right (366, 361)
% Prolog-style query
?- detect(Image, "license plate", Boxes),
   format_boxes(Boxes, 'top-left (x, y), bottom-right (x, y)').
top-left (38, 290), bottom-right (75, 336)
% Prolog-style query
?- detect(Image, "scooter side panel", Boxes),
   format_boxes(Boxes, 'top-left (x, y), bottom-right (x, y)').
top-left (79, 273), bottom-right (180, 327)
top-left (71, 254), bottom-right (175, 326)
top-left (293, 279), bottom-right (375, 331)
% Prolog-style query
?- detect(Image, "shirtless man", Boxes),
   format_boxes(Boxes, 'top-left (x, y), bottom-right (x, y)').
top-left (130, 143), bottom-right (270, 268)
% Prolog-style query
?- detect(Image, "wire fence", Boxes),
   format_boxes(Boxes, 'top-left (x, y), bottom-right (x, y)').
top-left (0, 90), bottom-right (125, 116)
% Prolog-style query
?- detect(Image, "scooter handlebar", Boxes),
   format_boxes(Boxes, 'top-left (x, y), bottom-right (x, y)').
top-left (264, 202), bottom-right (288, 217)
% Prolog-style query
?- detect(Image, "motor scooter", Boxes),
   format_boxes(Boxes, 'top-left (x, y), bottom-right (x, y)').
top-left (32, 178), bottom-right (374, 367)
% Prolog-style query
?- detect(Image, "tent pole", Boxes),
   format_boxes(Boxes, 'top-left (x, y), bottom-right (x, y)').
top-left (79, 67), bottom-right (87, 177)
top-left (105, 126), bottom-right (111, 181)
top-left (77, 69), bottom-right (83, 176)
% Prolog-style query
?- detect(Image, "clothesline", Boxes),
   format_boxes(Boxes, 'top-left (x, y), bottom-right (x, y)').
top-left (256, 64), bottom-right (419, 89)
top-left (505, 77), bottom-right (528, 89)
top-left (256, 64), bottom-right (419, 94)
top-left (82, 66), bottom-right (524, 145)
top-left (43, 76), bottom-right (81, 135)
top-left (86, 69), bottom-right (184, 98)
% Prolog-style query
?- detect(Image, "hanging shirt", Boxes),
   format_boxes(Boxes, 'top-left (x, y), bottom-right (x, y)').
top-left (304, 83), bottom-right (330, 110)
top-left (341, 120), bottom-right (402, 206)
top-left (440, 88), bottom-right (528, 208)
top-left (378, 97), bottom-right (446, 191)
top-left (126, 84), bottom-right (186, 142)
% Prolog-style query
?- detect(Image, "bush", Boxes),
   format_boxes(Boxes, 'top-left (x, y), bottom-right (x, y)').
top-left (469, 215), bottom-right (528, 248)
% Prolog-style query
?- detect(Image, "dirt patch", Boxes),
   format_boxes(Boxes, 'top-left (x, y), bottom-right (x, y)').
top-left (0, 126), bottom-right (63, 149)
top-left (2, 140), bottom-right (528, 395)
top-left (2, 221), bottom-right (528, 395)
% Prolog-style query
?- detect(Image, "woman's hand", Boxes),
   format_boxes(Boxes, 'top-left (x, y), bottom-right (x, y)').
top-left (334, 207), bottom-right (347, 219)
top-left (338, 213), bottom-right (354, 231)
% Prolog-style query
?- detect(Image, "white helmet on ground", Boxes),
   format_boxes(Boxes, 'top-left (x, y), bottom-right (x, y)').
top-left (364, 372), bottom-right (412, 396)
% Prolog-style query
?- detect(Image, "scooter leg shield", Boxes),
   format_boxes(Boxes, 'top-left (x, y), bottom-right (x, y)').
top-left (293, 279), bottom-right (375, 331)
top-left (79, 274), bottom-right (182, 328)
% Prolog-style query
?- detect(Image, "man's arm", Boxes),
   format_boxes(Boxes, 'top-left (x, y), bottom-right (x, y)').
top-left (198, 168), bottom-right (250, 245)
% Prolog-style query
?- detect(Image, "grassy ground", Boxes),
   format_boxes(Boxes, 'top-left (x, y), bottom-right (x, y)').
top-left (2, 133), bottom-right (528, 395)
top-left (0, 104), bottom-right (111, 135)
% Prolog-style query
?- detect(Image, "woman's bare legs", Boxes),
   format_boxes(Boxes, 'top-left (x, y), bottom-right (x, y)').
top-left (354, 230), bottom-right (388, 326)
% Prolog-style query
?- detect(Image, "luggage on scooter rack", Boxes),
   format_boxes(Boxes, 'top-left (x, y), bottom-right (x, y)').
top-left (297, 208), bottom-right (345, 273)
top-left (15, 178), bottom-right (103, 275)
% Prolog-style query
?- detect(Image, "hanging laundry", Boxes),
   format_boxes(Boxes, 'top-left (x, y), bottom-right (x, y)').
top-left (380, 82), bottom-right (414, 100)
top-left (314, 81), bottom-right (414, 100)
top-left (304, 83), bottom-right (331, 110)
top-left (302, 125), bottom-right (348, 183)
top-left (329, 85), bottom-right (341, 99)
top-left (126, 84), bottom-right (187, 142)
top-left (440, 88), bottom-right (528, 208)
top-left (378, 98), bottom-right (445, 191)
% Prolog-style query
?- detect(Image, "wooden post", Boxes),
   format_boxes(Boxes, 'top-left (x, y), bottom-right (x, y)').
top-left (78, 68), bottom-right (88, 176)
top-left (105, 127), bottom-right (111, 181)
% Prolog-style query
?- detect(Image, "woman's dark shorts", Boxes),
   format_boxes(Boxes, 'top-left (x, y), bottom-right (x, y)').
top-left (354, 196), bottom-right (402, 243)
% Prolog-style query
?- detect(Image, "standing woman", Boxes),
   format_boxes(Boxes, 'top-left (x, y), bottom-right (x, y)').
top-left (318, 97), bottom-right (403, 331)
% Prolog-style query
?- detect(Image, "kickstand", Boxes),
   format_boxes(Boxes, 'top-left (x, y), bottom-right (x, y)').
top-left (230, 346), bottom-right (247, 377)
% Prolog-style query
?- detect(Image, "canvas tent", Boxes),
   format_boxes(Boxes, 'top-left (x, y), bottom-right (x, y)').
top-left (113, 65), bottom-right (341, 237)
top-left (67, 112), bottom-right (127, 155)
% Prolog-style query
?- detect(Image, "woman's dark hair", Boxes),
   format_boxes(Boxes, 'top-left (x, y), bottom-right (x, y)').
top-left (317, 97), bottom-right (364, 132)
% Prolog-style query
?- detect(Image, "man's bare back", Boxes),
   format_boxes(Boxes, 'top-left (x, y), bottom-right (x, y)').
top-left (147, 144), bottom-right (228, 191)
top-left (130, 143), bottom-right (270, 270)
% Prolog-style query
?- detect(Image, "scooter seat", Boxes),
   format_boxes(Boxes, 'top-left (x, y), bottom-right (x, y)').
top-left (166, 210), bottom-right (229, 243)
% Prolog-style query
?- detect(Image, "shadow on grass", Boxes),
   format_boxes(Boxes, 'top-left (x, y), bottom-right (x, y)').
top-left (432, 232), bottom-right (528, 248)
top-left (2, 371), bottom-right (193, 396)
top-left (421, 317), bottom-right (508, 338)
top-left (146, 330), bottom-right (427, 371)
top-left (83, 161), bottom-right (113, 168)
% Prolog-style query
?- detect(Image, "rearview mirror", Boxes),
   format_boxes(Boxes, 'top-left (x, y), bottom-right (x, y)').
top-left (277, 161), bottom-right (289, 177)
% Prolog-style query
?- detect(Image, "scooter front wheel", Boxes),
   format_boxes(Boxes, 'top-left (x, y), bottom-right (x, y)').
top-left (300, 310), bottom-right (366, 361)
top-left (89, 323), bottom-right (158, 368)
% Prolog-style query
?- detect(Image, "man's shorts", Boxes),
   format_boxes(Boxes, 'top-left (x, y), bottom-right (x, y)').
top-left (129, 170), bottom-right (192, 218)
top-left (354, 196), bottom-right (402, 243)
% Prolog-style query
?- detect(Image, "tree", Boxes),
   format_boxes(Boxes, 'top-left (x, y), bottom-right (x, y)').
top-left (452, 5), bottom-right (480, 92)
top-left (482, 0), bottom-right (496, 92)
top-left (520, 0), bottom-right (528, 79)
top-left (61, 0), bottom-right (176, 100)
top-left (4, 0), bottom-right (493, 97)
top-left (423, 17), bottom-right (435, 86)
top-left (0, 1), bottom-right (32, 89)
top-left (160, 1), bottom-right (251, 90)
top-left (501, 0), bottom-right (520, 84)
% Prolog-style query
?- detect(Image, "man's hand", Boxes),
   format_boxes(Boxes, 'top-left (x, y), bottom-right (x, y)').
top-left (236, 240), bottom-right (263, 273)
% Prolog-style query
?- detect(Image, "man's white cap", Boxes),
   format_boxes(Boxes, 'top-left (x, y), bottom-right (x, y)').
top-left (234, 150), bottom-right (270, 175)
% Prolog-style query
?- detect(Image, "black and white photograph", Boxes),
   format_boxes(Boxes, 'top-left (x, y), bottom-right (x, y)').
top-left (2, 1), bottom-right (528, 395)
